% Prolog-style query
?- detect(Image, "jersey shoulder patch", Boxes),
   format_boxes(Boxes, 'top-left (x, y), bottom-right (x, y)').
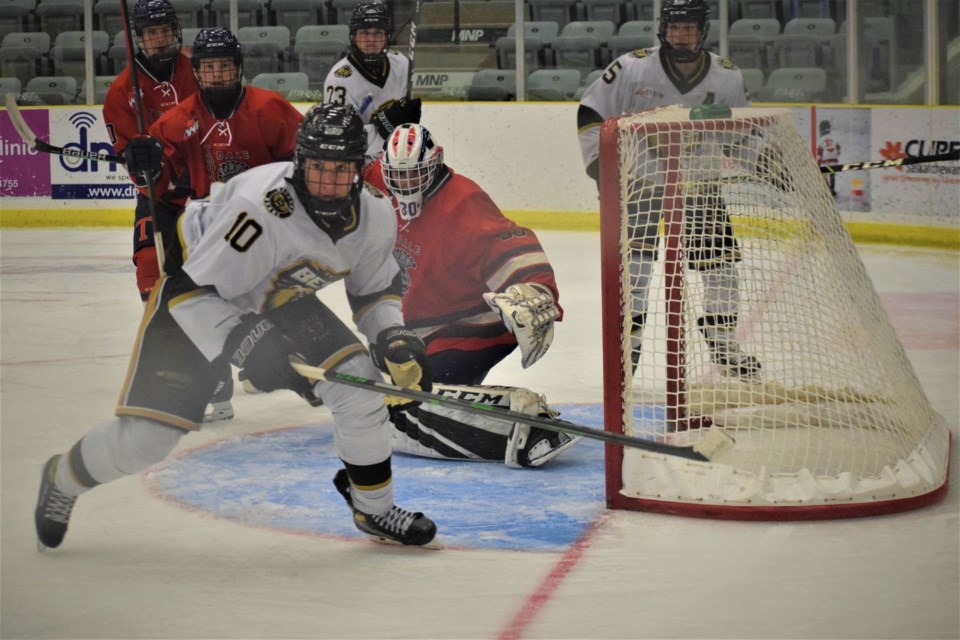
top-left (264, 186), bottom-right (295, 218)
top-left (717, 56), bottom-right (738, 70)
top-left (363, 182), bottom-right (386, 198)
top-left (631, 47), bottom-right (653, 58)
top-left (334, 65), bottom-right (353, 78)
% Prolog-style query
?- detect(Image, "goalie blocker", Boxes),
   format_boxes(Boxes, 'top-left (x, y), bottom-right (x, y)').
top-left (389, 384), bottom-right (581, 468)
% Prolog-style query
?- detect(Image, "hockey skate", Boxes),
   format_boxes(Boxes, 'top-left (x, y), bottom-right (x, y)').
top-left (35, 455), bottom-right (77, 551)
top-left (517, 429), bottom-right (582, 468)
top-left (203, 375), bottom-right (234, 422)
top-left (698, 316), bottom-right (762, 381)
top-left (332, 469), bottom-right (439, 548)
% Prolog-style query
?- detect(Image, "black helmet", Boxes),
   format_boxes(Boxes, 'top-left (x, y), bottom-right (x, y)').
top-left (133, 0), bottom-right (182, 71)
top-left (191, 28), bottom-right (244, 115)
top-left (349, 3), bottom-right (393, 70)
top-left (657, 0), bottom-right (710, 63)
top-left (819, 119), bottom-right (831, 136)
top-left (291, 104), bottom-right (367, 234)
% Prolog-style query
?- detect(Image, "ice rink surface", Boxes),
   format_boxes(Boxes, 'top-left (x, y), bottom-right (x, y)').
top-left (1, 228), bottom-right (958, 640)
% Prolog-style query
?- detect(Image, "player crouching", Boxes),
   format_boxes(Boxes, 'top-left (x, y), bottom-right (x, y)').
top-left (365, 124), bottom-right (582, 468)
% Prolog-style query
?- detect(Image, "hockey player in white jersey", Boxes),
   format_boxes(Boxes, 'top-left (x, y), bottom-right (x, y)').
top-left (323, 2), bottom-right (422, 164)
top-left (576, 0), bottom-right (761, 378)
top-left (34, 104), bottom-right (438, 550)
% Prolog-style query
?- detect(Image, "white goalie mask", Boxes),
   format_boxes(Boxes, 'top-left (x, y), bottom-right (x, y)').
top-left (381, 124), bottom-right (444, 221)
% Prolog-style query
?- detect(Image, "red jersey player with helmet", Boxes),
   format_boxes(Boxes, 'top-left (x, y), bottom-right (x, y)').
top-left (102, 0), bottom-right (198, 303)
top-left (123, 27), bottom-right (303, 421)
top-left (129, 28), bottom-right (304, 208)
top-left (364, 124), bottom-right (581, 468)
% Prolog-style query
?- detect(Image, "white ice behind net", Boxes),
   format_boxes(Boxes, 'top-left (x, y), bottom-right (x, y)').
top-left (611, 106), bottom-right (949, 510)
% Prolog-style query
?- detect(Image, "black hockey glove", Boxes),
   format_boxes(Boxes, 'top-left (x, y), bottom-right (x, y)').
top-left (224, 315), bottom-right (318, 401)
top-left (373, 97), bottom-right (422, 140)
top-left (372, 326), bottom-right (432, 393)
top-left (125, 135), bottom-right (164, 188)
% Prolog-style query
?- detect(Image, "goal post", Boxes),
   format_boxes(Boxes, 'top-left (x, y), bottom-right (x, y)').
top-left (599, 105), bottom-right (951, 520)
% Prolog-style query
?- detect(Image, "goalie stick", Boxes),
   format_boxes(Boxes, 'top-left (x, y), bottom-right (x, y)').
top-left (819, 150), bottom-right (959, 174)
top-left (4, 93), bottom-right (125, 164)
top-left (290, 361), bottom-right (735, 462)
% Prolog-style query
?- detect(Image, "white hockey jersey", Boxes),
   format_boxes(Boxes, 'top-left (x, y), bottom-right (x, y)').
top-left (578, 47), bottom-right (750, 173)
top-left (323, 51), bottom-right (410, 162)
top-left (169, 162), bottom-right (403, 361)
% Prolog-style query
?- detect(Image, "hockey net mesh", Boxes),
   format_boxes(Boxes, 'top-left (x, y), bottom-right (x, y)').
top-left (599, 106), bottom-right (949, 518)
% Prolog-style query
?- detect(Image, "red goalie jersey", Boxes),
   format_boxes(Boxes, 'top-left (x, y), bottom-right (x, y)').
top-left (365, 160), bottom-right (562, 356)
top-left (102, 50), bottom-right (198, 156)
top-left (147, 86), bottom-right (304, 206)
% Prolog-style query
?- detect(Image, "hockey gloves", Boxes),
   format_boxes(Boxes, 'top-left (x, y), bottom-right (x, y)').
top-left (224, 315), bottom-right (319, 403)
top-left (373, 326), bottom-right (432, 394)
top-left (373, 97), bottom-right (422, 140)
top-left (484, 283), bottom-right (559, 369)
top-left (125, 135), bottom-right (164, 188)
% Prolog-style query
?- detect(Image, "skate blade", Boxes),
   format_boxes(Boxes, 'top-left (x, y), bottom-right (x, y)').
top-left (202, 404), bottom-right (235, 423)
top-left (364, 534), bottom-right (443, 550)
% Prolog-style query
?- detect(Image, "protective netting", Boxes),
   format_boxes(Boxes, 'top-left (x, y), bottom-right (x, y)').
top-left (600, 106), bottom-right (949, 517)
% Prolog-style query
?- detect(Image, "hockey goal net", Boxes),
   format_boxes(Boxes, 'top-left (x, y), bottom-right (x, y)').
top-left (598, 105), bottom-right (950, 519)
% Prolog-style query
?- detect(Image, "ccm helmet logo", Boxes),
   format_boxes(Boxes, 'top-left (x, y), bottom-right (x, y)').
top-left (317, 143), bottom-right (347, 150)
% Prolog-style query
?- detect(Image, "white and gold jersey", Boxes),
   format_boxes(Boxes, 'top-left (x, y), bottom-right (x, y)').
top-left (171, 161), bottom-right (402, 360)
top-left (323, 51), bottom-right (411, 162)
top-left (577, 47), bottom-right (750, 173)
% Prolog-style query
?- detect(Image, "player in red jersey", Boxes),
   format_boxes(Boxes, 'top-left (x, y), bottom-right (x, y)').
top-left (124, 27), bottom-right (303, 421)
top-left (102, 0), bottom-right (198, 302)
top-left (364, 124), bottom-right (581, 468)
top-left (133, 28), bottom-right (304, 207)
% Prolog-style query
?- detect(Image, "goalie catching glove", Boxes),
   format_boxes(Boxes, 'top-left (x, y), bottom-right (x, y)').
top-left (224, 315), bottom-right (319, 403)
top-left (372, 327), bottom-right (432, 400)
top-left (373, 97), bottom-right (422, 140)
top-left (125, 135), bottom-right (164, 188)
top-left (483, 283), bottom-right (558, 368)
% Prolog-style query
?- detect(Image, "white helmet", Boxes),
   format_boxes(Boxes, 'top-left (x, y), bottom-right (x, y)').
top-left (381, 123), bottom-right (444, 221)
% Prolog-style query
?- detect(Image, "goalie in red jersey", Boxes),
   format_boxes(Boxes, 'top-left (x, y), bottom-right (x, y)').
top-left (123, 27), bottom-right (304, 422)
top-left (102, 0), bottom-right (199, 303)
top-left (364, 124), bottom-right (581, 468)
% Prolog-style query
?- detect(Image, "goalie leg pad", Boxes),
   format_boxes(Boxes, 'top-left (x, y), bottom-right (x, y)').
top-left (388, 385), bottom-right (578, 468)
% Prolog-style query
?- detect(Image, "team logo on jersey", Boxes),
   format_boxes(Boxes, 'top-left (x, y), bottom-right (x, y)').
top-left (265, 187), bottom-right (294, 218)
top-left (267, 261), bottom-right (350, 308)
top-left (632, 48), bottom-right (651, 58)
top-left (218, 161), bottom-right (249, 182)
top-left (183, 118), bottom-right (200, 139)
top-left (718, 57), bottom-right (736, 70)
top-left (335, 66), bottom-right (353, 78)
top-left (392, 247), bottom-right (416, 296)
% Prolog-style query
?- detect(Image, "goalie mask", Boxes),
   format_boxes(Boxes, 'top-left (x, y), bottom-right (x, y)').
top-left (381, 124), bottom-right (445, 221)
top-left (349, 3), bottom-right (393, 72)
top-left (291, 104), bottom-right (366, 234)
top-left (191, 28), bottom-right (244, 118)
top-left (657, 0), bottom-right (710, 63)
top-left (133, 0), bottom-right (182, 74)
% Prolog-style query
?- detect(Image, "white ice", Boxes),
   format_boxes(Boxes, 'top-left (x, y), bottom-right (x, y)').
top-left (1, 229), bottom-right (957, 639)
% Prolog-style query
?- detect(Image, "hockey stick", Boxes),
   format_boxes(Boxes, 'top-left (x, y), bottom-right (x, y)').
top-left (290, 361), bottom-right (734, 462)
top-left (819, 150), bottom-right (959, 174)
top-left (405, 0), bottom-right (422, 98)
top-left (118, 0), bottom-right (165, 269)
top-left (4, 93), bottom-right (125, 164)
